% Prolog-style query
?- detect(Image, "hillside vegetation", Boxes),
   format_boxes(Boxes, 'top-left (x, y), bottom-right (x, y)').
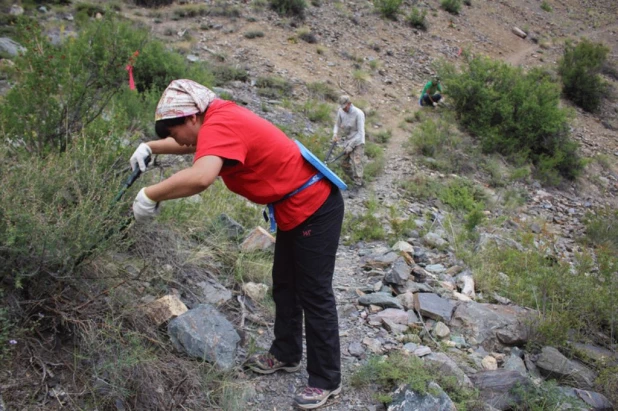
top-left (0, 0), bottom-right (617, 409)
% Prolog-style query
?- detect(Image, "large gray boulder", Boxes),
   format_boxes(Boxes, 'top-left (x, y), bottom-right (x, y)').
top-left (450, 302), bottom-right (530, 350)
top-left (387, 382), bottom-right (456, 411)
top-left (168, 304), bottom-right (240, 370)
top-left (535, 347), bottom-right (597, 390)
top-left (470, 370), bottom-right (532, 410)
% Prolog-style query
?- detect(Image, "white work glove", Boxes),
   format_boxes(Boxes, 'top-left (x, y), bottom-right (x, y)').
top-left (133, 188), bottom-right (159, 222)
top-left (432, 102), bottom-right (438, 107)
top-left (130, 143), bottom-right (152, 172)
top-left (344, 143), bottom-right (354, 154)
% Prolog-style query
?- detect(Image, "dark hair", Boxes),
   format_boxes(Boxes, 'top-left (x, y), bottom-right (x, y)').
top-left (155, 116), bottom-right (187, 139)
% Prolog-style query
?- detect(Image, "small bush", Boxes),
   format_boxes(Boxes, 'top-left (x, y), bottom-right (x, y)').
top-left (172, 5), bottom-right (209, 18)
top-left (209, 1), bottom-right (241, 17)
top-left (584, 210), bottom-right (618, 250)
top-left (558, 39), bottom-right (609, 112)
top-left (301, 100), bottom-right (331, 123)
top-left (351, 353), bottom-right (479, 406)
top-left (75, 3), bottom-right (106, 17)
top-left (307, 81), bottom-right (339, 102)
top-left (269, 0), bottom-right (306, 19)
top-left (209, 64), bottom-right (249, 85)
top-left (372, 130), bottom-right (392, 144)
top-left (343, 196), bottom-right (386, 243)
top-left (373, 0), bottom-right (403, 20)
top-left (297, 28), bottom-right (317, 43)
top-left (133, 0), bottom-right (174, 7)
top-left (438, 178), bottom-right (486, 213)
top-left (407, 7), bottom-right (428, 30)
top-left (353, 69), bottom-right (370, 93)
top-left (364, 141), bottom-right (385, 181)
top-left (540, 0), bottom-right (552, 12)
top-left (244, 30), bottom-right (264, 38)
top-left (256, 76), bottom-right (293, 98)
top-left (440, 0), bottom-right (461, 15)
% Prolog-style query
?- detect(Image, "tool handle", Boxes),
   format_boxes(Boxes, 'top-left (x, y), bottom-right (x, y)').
top-left (125, 155), bottom-right (151, 188)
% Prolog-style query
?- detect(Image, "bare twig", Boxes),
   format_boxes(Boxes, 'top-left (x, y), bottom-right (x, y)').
top-left (414, 307), bottom-right (439, 346)
top-left (72, 279), bottom-right (129, 311)
top-left (237, 295), bottom-right (246, 329)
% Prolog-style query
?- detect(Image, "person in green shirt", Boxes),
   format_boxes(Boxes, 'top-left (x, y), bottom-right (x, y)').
top-left (419, 75), bottom-right (443, 107)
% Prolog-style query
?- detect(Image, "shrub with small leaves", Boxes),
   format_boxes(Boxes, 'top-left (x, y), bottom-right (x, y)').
top-left (558, 39), bottom-right (609, 112)
top-left (407, 7), bottom-right (428, 30)
top-left (373, 0), bottom-right (403, 20)
top-left (133, 0), bottom-right (174, 7)
top-left (244, 30), bottom-right (264, 39)
top-left (540, 1), bottom-right (552, 12)
top-left (269, 0), bottom-right (306, 19)
top-left (441, 56), bottom-right (583, 182)
top-left (440, 0), bottom-right (461, 14)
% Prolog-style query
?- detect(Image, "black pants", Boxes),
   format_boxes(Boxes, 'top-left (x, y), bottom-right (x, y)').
top-left (269, 185), bottom-right (344, 390)
top-left (421, 92), bottom-right (442, 106)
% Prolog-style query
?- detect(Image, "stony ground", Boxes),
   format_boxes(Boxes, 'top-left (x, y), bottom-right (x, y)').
top-left (135, 0), bottom-right (618, 409)
top-left (2, 0), bottom-right (617, 409)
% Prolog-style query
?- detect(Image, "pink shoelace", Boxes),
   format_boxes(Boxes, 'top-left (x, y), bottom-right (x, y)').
top-left (301, 387), bottom-right (324, 396)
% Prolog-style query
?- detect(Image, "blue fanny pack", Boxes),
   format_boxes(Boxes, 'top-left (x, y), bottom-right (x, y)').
top-left (264, 140), bottom-right (347, 233)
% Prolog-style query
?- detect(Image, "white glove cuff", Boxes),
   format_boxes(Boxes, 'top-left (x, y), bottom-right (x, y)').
top-left (139, 188), bottom-right (156, 204)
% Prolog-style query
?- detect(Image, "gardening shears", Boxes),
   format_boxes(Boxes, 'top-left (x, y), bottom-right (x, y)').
top-left (114, 156), bottom-right (151, 202)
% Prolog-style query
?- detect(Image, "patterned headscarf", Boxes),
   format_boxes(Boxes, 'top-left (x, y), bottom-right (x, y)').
top-left (155, 79), bottom-right (217, 121)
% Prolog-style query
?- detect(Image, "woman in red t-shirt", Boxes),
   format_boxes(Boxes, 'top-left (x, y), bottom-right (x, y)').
top-left (130, 80), bottom-right (344, 409)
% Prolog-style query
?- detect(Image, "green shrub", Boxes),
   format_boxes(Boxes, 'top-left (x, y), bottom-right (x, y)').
top-left (364, 141), bottom-right (385, 182)
top-left (134, 40), bottom-right (215, 93)
top-left (373, 0), bottom-right (403, 20)
top-left (372, 130), bottom-right (392, 144)
top-left (244, 30), bottom-right (265, 39)
top-left (0, 289), bottom-right (13, 360)
top-left (558, 39), bottom-right (609, 112)
top-left (442, 57), bottom-right (583, 181)
top-left (540, 0), bottom-right (552, 12)
top-left (172, 5), bottom-right (209, 18)
top-left (301, 100), bottom-right (331, 123)
top-left (343, 196), bottom-right (386, 243)
top-left (209, 1), bottom-right (242, 17)
top-left (0, 17), bottom-right (144, 154)
top-left (269, 0), bottom-right (306, 19)
top-left (440, 0), bottom-right (461, 14)
top-left (467, 243), bottom-right (617, 347)
top-left (133, 0), bottom-right (174, 7)
top-left (256, 76), bottom-right (293, 98)
top-left (584, 209), bottom-right (618, 251)
top-left (438, 178), bottom-right (486, 213)
top-left (307, 81), bottom-right (339, 102)
top-left (0, 136), bottom-right (131, 285)
top-left (351, 353), bottom-right (479, 406)
top-left (75, 3), bottom-right (106, 17)
top-left (209, 64), bottom-right (249, 85)
top-left (407, 7), bottom-right (428, 30)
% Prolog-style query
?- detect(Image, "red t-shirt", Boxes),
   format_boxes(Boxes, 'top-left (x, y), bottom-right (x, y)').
top-left (194, 99), bottom-right (331, 231)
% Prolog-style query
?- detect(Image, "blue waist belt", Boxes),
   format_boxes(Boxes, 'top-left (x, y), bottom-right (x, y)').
top-left (264, 172), bottom-right (324, 233)
top-left (263, 140), bottom-right (347, 233)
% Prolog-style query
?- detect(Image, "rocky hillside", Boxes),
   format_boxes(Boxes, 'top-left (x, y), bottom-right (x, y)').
top-left (1, 0), bottom-right (617, 409)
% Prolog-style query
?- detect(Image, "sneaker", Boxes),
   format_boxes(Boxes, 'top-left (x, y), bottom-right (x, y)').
top-left (245, 352), bottom-right (300, 375)
top-left (293, 385), bottom-right (342, 409)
